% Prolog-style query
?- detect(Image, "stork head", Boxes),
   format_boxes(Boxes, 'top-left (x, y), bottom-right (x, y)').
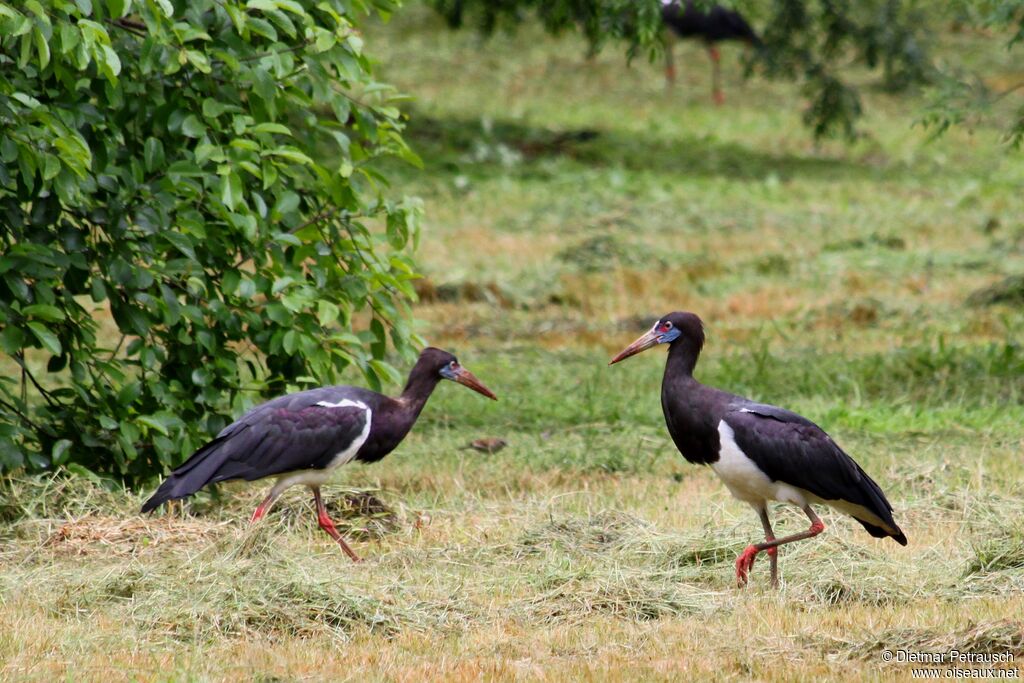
top-left (608, 312), bottom-right (704, 365)
top-left (421, 348), bottom-right (498, 400)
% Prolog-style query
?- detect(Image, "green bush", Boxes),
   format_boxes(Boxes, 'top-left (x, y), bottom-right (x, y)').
top-left (0, 0), bottom-right (423, 485)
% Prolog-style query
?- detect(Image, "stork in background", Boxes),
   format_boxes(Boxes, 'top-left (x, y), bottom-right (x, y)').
top-left (661, 0), bottom-right (762, 104)
top-left (610, 312), bottom-right (906, 587)
top-left (142, 347), bottom-right (497, 561)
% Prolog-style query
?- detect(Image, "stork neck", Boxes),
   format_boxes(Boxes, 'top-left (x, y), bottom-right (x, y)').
top-left (398, 361), bottom-right (443, 413)
top-left (665, 338), bottom-right (701, 378)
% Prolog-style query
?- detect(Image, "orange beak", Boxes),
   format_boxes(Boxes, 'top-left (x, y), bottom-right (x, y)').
top-left (608, 329), bottom-right (661, 365)
top-left (454, 367), bottom-right (498, 400)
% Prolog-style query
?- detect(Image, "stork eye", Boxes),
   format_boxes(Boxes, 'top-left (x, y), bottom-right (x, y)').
top-left (449, 360), bottom-right (457, 369)
top-left (663, 321), bottom-right (673, 329)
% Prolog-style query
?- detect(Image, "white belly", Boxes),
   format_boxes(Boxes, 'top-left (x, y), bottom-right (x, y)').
top-left (711, 419), bottom-right (809, 507)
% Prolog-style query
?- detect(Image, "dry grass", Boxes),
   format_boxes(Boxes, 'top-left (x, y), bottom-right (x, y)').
top-left (3, 470), bottom-right (1024, 680)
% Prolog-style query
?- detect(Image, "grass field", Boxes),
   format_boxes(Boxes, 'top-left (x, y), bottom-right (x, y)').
top-left (3, 5), bottom-right (1024, 681)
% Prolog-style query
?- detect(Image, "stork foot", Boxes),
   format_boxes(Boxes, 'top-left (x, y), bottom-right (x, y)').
top-left (735, 544), bottom-right (760, 587)
top-left (310, 486), bottom-right (362, 562)
top-left (317, 510), bottom-right (362, 562)
top-left (713, 90), bottom-right (725, 106)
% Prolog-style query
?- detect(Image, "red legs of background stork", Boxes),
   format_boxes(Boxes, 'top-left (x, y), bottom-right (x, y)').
top-left (735, 505), bottom-right (826, 588)
top-left (707, 44), bottom-right (724, 105)
top-left (663, 36), bottom-right (677, 87)
top-left (248, 480), bottom-right (361, 562)
top-left (663, 37), bottom-right (724, 104)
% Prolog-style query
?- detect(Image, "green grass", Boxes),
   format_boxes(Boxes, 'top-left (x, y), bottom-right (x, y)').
top-left (4, 5), bottom-right (1024, 681)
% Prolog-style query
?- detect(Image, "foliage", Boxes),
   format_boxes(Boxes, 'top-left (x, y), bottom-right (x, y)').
top-left (426, 0), bottom-right (935, 140)
top-left (0, 0), bottom-right (423, 485)
top-left (919, 0), bottom-right (1024, 147)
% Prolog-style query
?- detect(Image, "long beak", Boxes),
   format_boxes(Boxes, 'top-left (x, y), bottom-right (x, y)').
top-left (454, 367), bottom-right (498, 400)
top-left (608, 329), bottom-right (661, 365)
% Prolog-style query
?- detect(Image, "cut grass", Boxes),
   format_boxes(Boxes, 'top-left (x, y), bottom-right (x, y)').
top-left (4, 4), bottom-right (1024, 681)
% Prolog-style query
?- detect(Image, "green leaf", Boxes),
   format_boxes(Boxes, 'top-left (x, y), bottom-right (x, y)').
top-left (136, 415), bottom-right (169, 436)
top-left (271, 276), bottom-right (294, 294)
top-left (51, 439), bottom-right (73, 466)
top-left (265, 302), bottom-right (291, 325)
top-left (34, 26), bottom-right (50, 70)
top-left (99, 44), bottom-right (121, 79)
top-left (181, 114), bottom-right (205, 138)
top-left (162, 232), bottom-right (197, 260)
top-left (22, 304), bottom-right (66, 322)
top-left (185, 49), bottom-right (211, 74)
top-left (369, 359), bottom-right (403, 387)
top-left (27, 322), bottom-right (62, 355)
top-left (42, 154), bottom-right (61, 180)
top-left (153, 0), bottom-right (172, 17)
top-left (202, 98), bottom-right (232, 118)
top-left (105, 0), bottom-right (126, 18)
top-left (0, 326), bottom-right (25, 354)
top-left (263, 147), bottom-right (314, 165)
top-left (251, 122), bottom-right (292, 135)
top-left (317, 300), bottom-right (339, 326)
top-left (272, 191), bottom-right (300, 217)
top-left (282, 329), bottom-right (298, 354)
top-left (143, 137), bottom-right (164, 173)
top-left (220, 171), bottom-right (243, 210)
top-left (222, 270), bottom-right (240, 295)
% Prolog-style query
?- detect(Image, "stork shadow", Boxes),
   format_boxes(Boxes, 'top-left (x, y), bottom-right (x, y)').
top-left (396, 112), bottom-right (915, 184)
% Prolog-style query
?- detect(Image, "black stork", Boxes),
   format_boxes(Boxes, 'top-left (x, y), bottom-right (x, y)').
top-left (609, 312), bottom-right (906, 587)
top-left (141, 347), bottom-right (496, 561)
top-left (661, 0), bottom-right (761, 104)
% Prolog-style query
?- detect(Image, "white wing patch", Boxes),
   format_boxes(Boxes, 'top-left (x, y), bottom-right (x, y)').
top-left (327, 406), bottom-right (372, 469)
top-left (314, 399), bottom-right (373, 469)
top-left (316, 398), bottom-right (369, 410)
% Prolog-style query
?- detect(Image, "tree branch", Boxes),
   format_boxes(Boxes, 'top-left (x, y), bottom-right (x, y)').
top-left (0, 394), bottom-right (45, 434)
top-left (105, 18), bottom-right (147, 38)
top-left (13, 355), bottom-right (60, 409)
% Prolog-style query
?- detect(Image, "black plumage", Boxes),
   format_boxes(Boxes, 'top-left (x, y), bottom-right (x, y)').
top-left (611, 312), bottom-right (906, 587)
top-left (141, 347), bottom-right (496, 560)
top-left (662, 1), bottom-right (760, 43)
top-left (660, 1), bottom-right (761, 103)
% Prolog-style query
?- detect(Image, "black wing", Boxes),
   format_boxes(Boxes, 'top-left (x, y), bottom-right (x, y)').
top-left (141, 387), bottom-right (371, 512)
top-left (724, 403), bottom-right (907, 545)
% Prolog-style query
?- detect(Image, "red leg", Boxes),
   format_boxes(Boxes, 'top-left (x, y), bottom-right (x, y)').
top-left (708, 45), bottom-right (724, 105)
top-left (736, 506), bottom-right (825, 588)
top-left (664, 37), bottom-right (677, 88)
top-left (250, 492), bottom-right (275, 523)
top-left (757, 505), bottom-right (779, 588)
top-left (312, 486), bottom-right (361, 562)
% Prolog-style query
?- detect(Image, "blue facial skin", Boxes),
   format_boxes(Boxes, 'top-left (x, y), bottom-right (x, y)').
top-left (657, 327), bottom-right (681, 344)
top-left (439, 362), bottom-right (459, 380)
